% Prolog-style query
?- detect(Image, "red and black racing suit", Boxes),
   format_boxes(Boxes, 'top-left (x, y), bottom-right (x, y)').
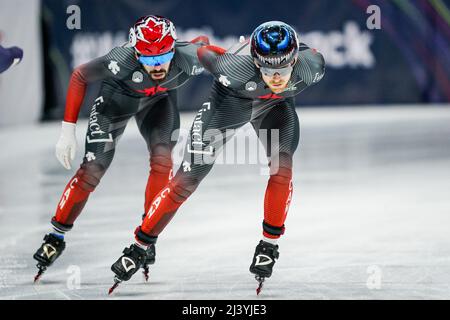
top-left (51, 37), bottom-right (209, 233)
top-left (133, 40), bottom-right (325, 245)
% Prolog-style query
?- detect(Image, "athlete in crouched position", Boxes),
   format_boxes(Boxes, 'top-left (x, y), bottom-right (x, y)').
top-left (110, 21), bottom-right (325, 294)
top-left (32, 15), bottom-right (209, 282)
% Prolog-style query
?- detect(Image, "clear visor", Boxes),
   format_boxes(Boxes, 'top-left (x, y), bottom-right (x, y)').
top-left (259, 64), bottom-right (293, 77)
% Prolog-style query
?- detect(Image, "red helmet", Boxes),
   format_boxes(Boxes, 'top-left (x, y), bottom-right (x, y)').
top-left (129, 15), bottom-right (177, 56)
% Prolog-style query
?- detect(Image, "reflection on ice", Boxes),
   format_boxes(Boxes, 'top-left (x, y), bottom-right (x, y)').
top-left (0, 106), bottom-right (450, 299)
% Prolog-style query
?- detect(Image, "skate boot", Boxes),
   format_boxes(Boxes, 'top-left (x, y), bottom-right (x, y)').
top-left (109, 244), bottom-right (147, 294)
top-left (33, 233), bottom-right (66, 282)
top-left (249, 240), bottom-right (280, 295)
top-left (142, 244), bottom-right (156, 282)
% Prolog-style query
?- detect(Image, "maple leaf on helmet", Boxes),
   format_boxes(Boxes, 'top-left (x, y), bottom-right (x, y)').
top-left (128, 15), bottom-right (177, 56)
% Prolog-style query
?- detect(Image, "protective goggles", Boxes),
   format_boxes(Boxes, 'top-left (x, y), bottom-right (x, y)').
top-left (138, 51), bottom-right (174, 66)
top-left (259, 64), bottom-right (293, 77)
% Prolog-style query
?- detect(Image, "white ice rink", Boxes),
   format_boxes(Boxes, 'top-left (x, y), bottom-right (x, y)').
top-left (1, 105), bottom-right (450, 300)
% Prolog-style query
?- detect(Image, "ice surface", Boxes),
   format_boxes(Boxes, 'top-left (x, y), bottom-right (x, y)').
top-left (1, 105), bottom-right (450, 299)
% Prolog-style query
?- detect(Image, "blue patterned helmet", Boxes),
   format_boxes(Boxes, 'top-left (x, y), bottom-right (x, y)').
top-left (250, 21), bottom-right (299, 68)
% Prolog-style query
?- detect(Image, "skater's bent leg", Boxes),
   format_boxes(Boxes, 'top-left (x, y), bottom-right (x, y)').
top-left (136, 92), bottom-right (179, 213)
top-left (137, 170), bottom-right (204, 242)
top-left (52, 161), bottom-right (107, 231)
top-left (136, 89), bottom-right (253, 244)
top-left (51, 91), bottom-right (132, 232)
top-left (137, 129), bottom-right (236, 242)
top-left (254, 101), bottom-right (299, 241)
top-left (263, 153), bottom-right (293, 240)
top-left (144, 144), bottom-right (174, 213)
top-left (137, 132), bottom-right (220, 243)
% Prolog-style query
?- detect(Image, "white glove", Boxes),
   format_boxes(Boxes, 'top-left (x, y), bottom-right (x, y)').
top-left (55, 121), bottom-right (77, 170)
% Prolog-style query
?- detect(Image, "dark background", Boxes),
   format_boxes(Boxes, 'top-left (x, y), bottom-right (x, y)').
top-left (41, 0), bottom-right (450, 120)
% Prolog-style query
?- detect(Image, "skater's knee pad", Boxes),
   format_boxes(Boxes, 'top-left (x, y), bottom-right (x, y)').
top-left (166, 175), bottom-right (200, 203)
top-left (268, 152), bottom-right (293, 180)
top-left (150, 145), bottom-right (173, 173)
top-left (75, 163), bottom-right (106, 192)
top-left (150, 154), bottom-right (173, 173)
top-left (268, 167), bottom-right (292, 185)
top-left (170, 183), bottom-right (194, 203)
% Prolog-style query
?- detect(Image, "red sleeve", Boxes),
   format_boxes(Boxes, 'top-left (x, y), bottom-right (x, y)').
top-left (63, 67), bottom-right (88, 123)
top-left (190, 36), bottom-right (210, 45)
top-left (197, 45), bottom-right (226, 74)
top-left (197, 45), bottom-right (226, 60)
top-left (63, 53), bottom-right (110, 123)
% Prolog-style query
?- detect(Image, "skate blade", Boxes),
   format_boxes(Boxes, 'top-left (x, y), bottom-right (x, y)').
top-left (33, 272), bottom-right (43, 283)
top-left (34, 266), bottom-right (46, 283)
top-left (143, 267), bottom-right (150, 282)
top-left (108, 279), bottom-right (121, 295)
top-left (255, 276), bottom-right (265, 295)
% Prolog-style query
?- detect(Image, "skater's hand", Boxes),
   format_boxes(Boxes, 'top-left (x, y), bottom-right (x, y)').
top-left (55, 121), bottom-right (77, 170)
